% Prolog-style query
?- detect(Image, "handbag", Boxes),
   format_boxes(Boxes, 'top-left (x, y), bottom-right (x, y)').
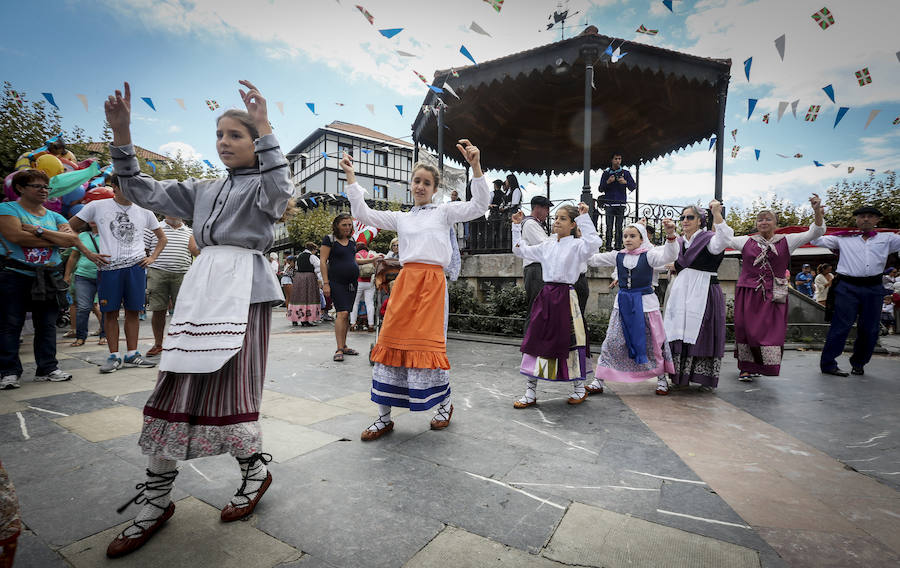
top-left (771, 276), bottom-right (788, 304)
top-left (358, 258), bottom-right (376, 278)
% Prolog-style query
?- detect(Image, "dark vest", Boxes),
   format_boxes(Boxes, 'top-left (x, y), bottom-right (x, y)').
top-left (616, 252), bottom-right (653, 290)
top-left (296, 251), bottom-right (315, 273)
top-left (674, 243), bottom-right (724, 274)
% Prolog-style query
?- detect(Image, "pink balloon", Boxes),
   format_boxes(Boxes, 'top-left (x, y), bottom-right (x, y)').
top-left (44, 197), bottom-right (63, 212)
top-left (3, 172), bottom-right (18, 202)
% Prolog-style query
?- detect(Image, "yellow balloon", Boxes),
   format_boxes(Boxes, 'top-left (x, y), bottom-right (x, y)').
top-left (35, 154), bottom-right (64, 178)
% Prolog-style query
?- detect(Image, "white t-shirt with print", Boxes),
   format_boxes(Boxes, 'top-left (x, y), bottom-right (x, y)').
top-left (75, 199), bottom-right (160, 271)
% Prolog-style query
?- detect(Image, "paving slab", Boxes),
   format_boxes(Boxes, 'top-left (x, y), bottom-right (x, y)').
top-left (54, 405), bottom-right (144, 442)
top-left (72, 370), bottom-right (159, 397)
top-left (3, 379), bottom-right (83, 401)
top-left (6, 529), bottom-right (70, 568)
top-left (324, 390), bottom-right (409, 418)
top-left (59, 496), bottom-right (301, 568)
top-left (757, 526), bottom-right (900, 568)
top-left (0, 395), bottom-right (27, 415)
top-left (20, 390), bottom-right (118, 416)
top-left (0, 409), bottom-right (67, 442)
top-left (261, 391), bottom-right (352, 426)
top-left (405, 526), bottom-right (567, 568)
top-left (543, 502), bottom-right (761, 568)
top-left (259, 416), bottom-right (342, 463)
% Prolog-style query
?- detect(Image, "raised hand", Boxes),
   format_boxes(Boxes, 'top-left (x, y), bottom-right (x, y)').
top-left (104, 82), bottom-right (132, 145)
top-left (809, 193), bottom-right (822, 212)
top-left (456, 139), bottom-right (483, 177)
top-left (511, 211), bottom-right (525, 224)
top-left (708, 199), bottom-right (722, 214)
top-left (238, 80), bottom-right (271, 136)
top-left (662, 218), bottom-right (676, 236)
top-left (577, 202), bottom-right (589, 216)
top-left (340, 153), bottom-right (356, 185)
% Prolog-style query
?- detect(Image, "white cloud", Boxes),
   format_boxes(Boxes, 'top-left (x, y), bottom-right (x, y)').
top-left (167, 125), bottom-right (182, 133)
top-left (159, 141), bottom-right (202, 161)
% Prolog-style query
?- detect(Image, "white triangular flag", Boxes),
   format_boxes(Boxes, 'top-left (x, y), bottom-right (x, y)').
top-left (864, 109), bottom-right (881, 129)
top-left (366, 104), bottom-right (375, 115)
top-left (774, 34), bottom-right (786, 61)
top-left (276, 101), bottom-right (285, 115)
top-left (776, 153), bottom-right (790, 158)
top-left (396, 50), bottom-right (416, 57)
top-left (790, 100), bottom-right (799, 119)
top-left (443, 83), bottom-right (460, 99)
top-left (777, 101), bottom-right (789, 122)
top-left (76, 94), bottom-right (88, 112)
top-left (470, 21), bottom-right (491, 36)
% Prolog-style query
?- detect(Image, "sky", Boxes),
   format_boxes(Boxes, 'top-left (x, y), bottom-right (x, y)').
top-left (1, 0), bottom-right (898, 213)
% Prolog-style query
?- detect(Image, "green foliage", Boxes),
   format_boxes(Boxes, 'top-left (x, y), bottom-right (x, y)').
top-left (369, 230), bottom-right (397, 253)
top-left (485, 284), bottom-right (529, 318)
top-left (285, 205), bottom-right (343, 246)
top-left (137, 150), bottom-right (217, 182)
top-left (824, 173), bottom-right (898, 229)
top-left (448, 280), bottom-right (486, 315)
top-left (724, 196), bottom-right (814, 234)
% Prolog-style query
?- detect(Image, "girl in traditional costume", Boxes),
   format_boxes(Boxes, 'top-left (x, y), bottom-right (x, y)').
top-left (341, 140), bottom-right (490, 441)
top-left (510, 202), bottom-right (602, 408)
top-left (585, 219), bottom-right (678, 396)
top-left (102, 80), bottom-right (291, 557)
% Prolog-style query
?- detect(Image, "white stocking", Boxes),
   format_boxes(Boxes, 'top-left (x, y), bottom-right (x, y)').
top-left (572, 380), bottom-right (585, 398)
top-left (366, 404), bottom-right (393, 432)
top-left (119, 457), bottom-right (178, 538)
top-left (230, 452), bottom-right (272, 507)
top-left (518, 379), bottom-right (538, 404)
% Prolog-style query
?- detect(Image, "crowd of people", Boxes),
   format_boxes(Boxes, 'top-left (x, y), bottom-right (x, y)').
top-left (1, 78), bottom-right (898, 563)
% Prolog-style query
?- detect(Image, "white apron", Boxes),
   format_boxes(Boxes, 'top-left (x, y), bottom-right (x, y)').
top-left (160, 246), bottom-right (280, 373)
top-left (663, 267), bottom-right (713, 345)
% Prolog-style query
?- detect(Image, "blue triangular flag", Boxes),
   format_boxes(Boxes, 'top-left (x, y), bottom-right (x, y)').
top-left (306, 102), bottom-right (316, 115)
top-left (708, 137), bottom-right (716, 151)
top-left (361, 149), bottom-right (372, 154)
top-left (141, 97), bottom-right (156, 111)
top-left (743, 57), bottom-right (752, 81)
top-left (814, 161), bottom-right (824, 167)
top-left (203, 159), bottom-right (215, 169)
top-left (379, 28), bottom-right (403, 38)
top-left (428, 85), bottom-right (444, 94)
top-left (604, 42), bottom-right (614, 56)
top-left (395, 104), bottom-right (403, 116)
top-left (747, 98), bottom-right (757, 120)
top-left (147, 159), bottom-right (156, 173)
top-left (321, 151), bottom-right (328, 159)
top-left (41, 93), bottom-right (59, 110)
top-left (662, 0), bottom-right (673, 12)
top-left (833, 106), bottom-right (849, 128)
top-left (822, 84), bottom-right (835, 103)
top-left (309, 197), bottom-right (317, 205)
top-left (754, 149), bottom-right (760, 161)
top-left (460, 45), bottom-right (477, 65)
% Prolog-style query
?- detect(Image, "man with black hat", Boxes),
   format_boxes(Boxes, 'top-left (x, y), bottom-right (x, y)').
top-left (521, 196), bottom-right (553, 310)
top-left (811, 206), bottom-right (900, 376)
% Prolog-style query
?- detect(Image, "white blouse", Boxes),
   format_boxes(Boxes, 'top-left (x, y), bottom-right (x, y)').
top-left (346, 176), bottom-right (490, 268)
top-left (587, 240), bottom-right (679, 312)
top-left (512, 214), bottom-right (602, 284)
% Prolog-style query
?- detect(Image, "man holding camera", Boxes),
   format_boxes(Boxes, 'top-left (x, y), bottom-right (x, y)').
top-left (597, 152), bottom-right (636, 251)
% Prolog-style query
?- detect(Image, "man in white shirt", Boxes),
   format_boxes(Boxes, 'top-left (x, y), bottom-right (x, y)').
top-left (520, 196), bottom-right (552, 310)
top-left (143, 217), bottom-right (199, 356)
top-left (811, 206), bottom-right (900, 376)
top-left (70, 175), bottom-right (166, 372)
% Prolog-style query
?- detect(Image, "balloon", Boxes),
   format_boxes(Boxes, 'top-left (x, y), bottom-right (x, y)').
top-left (68, 203), bottom-right (85, 217)
top-left (83, 185), bottom-right (115, 202)
top-left (59, 158), bottom-right (78, 172)
top-left (48, 162), bottom-right (100, 198)
top-left (35, 154), bottom-right (64, 178)
top-left (76, 158), bottom-right (97, 170)
top-left (62, 185), bottom-right (86, 205)
top-left (3, 172), bottom-right (18, 202)
top-left (44, 197), bottom-right (63, 212)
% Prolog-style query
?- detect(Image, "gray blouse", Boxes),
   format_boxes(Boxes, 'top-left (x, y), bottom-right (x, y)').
top-left (111, 134), bottom-right (292, 303)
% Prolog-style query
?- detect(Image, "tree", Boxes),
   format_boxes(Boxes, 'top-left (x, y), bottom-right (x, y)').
top-left (138, 150), bottom-right (217, 182)
top-left (724, 196), bottom-right (814, 234)
top-left (285, 205), bottom-right (343, 246)
top-left (825, 173), bottom-right (898, 229)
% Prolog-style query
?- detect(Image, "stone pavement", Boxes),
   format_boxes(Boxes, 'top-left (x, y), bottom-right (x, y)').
top-left (1, 314), bottom-right (898, 568)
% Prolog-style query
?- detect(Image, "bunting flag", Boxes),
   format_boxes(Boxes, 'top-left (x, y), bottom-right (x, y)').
top-left (355, 5), bottom-right (374, 24)
top-left (379, 28), bottom-right (402, 38)
top-left (774, 34), bottom-right (786, 60)
top-left (451, 68), bottom-right (460, 77)
top-left (831, 163), bottom-right (840, 167)
top-left (335, 102), bottom-right (345, 107)
top-left (731, 145), bottom-right (740, 158)
top-left (321, 151), bottom-right (329, 159)
top-left (833, 106), bottom-right (849, 128)
top-left (805, 105), bottom-right (820, 121)
top-left (822, 84), bottom-right (835, 103)
top-left (443, 84), bottom-right (460, 99)
top-left (352, 220), bottom-right (379, 243)
top-left (893, 116), bottom-right (900, 125)
top-left (141, 97), bottom-right (156, 111)
top-left (662, 0), bottom-right (674, 12)
top-left (708, 137), bottom-right (716, 151)
top-left (731, 128), bottom-right (738, 141)
top-left (864, 109), bottom-right (880, 129)
top-left (147, 160), bottom-right (156, 173)
top-left (848, 166), bottom-right (855, 173)
top-left (762, 113), bottom-right (770, 124)
top-left (855, 67), bottom-right (872, 86)
top-left (395, 104), bottom-right (403, 116)
top-left (747, 98), bottom-right (757, 119)
top-left (11, 90), bottom-right (24, 106)
top-left (460, 45), bottom-right (477, 65)
top-left (791, 100), bottom-right (799, 118)
top-left (470, 21), bottom-right (491, 36)
top-left (777, 101), bottom-right (789, 122)
top-left (206, 99), bottom-right (219, 111)
top-left (276, 101), bottom-right (284, 115)
top-left (77, 94), bottom-right (88, 112)
top-left (814, 161), bottom-right (824, 167)
top-left (203, 160), bottom-right (215, 169)
top-left (428, 85), bottom-right (444, 94)
top-left (812, 7), bottom-right (835, 30)
top-left (754, 149), bottom-right (760, 161)
top-left (743, 57), bottom-right (752, 81)
top-left (776, 153), bottom-right (790, 158)
top-left (366, 104), bottom-right (375, 115)
top-left (396, 50), bottom-right (416, 57)
top-left (361, 149), bottom-right (372, 154)
top-left (866, 168), bottom-right (875, 173)
top-left (414, 70), bottom-right (429, 84)
top-left (306, 102), bottom-right (316, 115)
top-left (611, 46), bottom-right (628, 63)
top-left (483, 0), bottom-right (503, 13)
top-left (175, 98), bottom-right (186, 110)
top-left (41, 93), bottom-right (59, 110)
top-left (636, 25), bottom-right (659, 35)
top-left (794, 153), bottom-right (803, 158)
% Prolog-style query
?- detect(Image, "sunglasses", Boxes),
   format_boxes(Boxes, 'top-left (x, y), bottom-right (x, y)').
top-left (679, 215), bottom-right (697, 221)
top-left (25, 183), bottom-right (51, 190)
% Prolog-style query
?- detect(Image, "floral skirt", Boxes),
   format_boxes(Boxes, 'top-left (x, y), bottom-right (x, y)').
top-left (595, 309), bottom-right (674, 382)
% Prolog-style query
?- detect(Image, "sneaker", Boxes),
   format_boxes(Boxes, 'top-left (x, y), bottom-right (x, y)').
top-left (100, 355), bottom-right (123, 373)
top-left (138, 313), bottom-right (146, 321)
top-left (34, 369), bottom-right (72, 382)
top-left (123, 352), bottom-right (156, 369)
top-left (0, 375), bottom-right (20, 389)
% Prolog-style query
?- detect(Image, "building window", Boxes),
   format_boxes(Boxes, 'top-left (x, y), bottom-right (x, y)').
top-left (374, 150), bottom-right (388, 166)
top-left (374, 184), bottom-right (388, 199)
top-left (406, 187), bottom-right (412, 203)
top-left (338, 179), bottom-right (346, 194)
top-left (338, 142), bottom-right (354, 158)
top-left (301, 156), bottom-right (307, 169)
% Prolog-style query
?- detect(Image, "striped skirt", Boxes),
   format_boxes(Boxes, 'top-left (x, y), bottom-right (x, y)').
top-left (138, 302), bottom-right (270, 461)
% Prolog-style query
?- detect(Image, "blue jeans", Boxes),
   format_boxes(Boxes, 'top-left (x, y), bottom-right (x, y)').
top-left (74, 274), bottom-right (103, 340)
top-left (820, 280), bottom-right (884, 371)
top-left (0, 269), bottom-right (59, 377)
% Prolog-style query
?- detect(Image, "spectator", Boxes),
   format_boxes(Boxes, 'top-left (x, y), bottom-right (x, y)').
top-left (597, 152), bottom-right (636, 251)
top-left (385, 237), bottom-right (400, 259)
top-left (520, 196), bottom-right (552, 311)
top-left (143, 216), bottom-right (199, 357)
top-left (488, 179), bottom-right (505, 220)
top-left (0, 170), bottom-right (107, 389)
top-left (350, 241), bottom-right (382, 332)
top-left (794, 263), bottom-right (814, 298)
top-left (814, 263), bottom-right (833, 306)
top-left (269, 252), bottom-right (279, 275)
top-left (280, 256), bottom-right (295, 306)
top-left (288, 242), bottom-right (322, 327)
top-left (881, 295), bottom-right (895, 335)
top-left (69, 173), bottom-right (166, 373)
top-left (320, 213), bottom-right (360, 361)
top-left (449, 190), bottom-right (461, 202)
top-left (64, 222), bottom-right (107, 346)
top-left (503, 174), bottom-right (522, 215)
top-left (883, 267), bottom-right (897, 292)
